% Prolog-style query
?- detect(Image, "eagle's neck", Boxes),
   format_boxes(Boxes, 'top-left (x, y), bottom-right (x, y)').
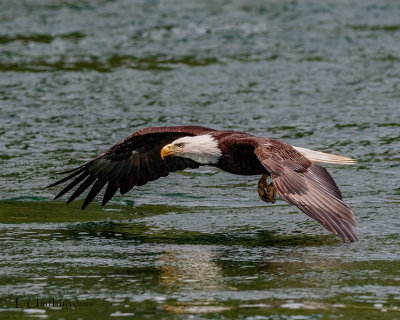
top-left (173, 134), bottom-right (222, 164)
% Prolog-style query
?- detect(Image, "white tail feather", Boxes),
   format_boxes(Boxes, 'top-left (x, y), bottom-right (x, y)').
top-left (293, 146), bottom-right (356, 164)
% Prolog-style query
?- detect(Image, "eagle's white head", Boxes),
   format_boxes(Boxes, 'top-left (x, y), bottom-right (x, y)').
top-left (160, 134), bottom-right (222, 164)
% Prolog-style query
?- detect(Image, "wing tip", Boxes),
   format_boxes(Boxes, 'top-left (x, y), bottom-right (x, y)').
top-left (342, 231), bottom-right (359, 242)
top-left (332, 217), bottom-right (359, 242)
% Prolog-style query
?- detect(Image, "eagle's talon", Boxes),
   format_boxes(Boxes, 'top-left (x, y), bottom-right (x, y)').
top-left (258, 174), bottom-right (276, 203)
top-left (267, 182), bottom-right (276, 203)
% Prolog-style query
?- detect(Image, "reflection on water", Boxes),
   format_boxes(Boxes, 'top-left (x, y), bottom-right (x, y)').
top-left (159, 247), bottom-right (224, 291)
top-left (159, 246), bottom-right (234, 314)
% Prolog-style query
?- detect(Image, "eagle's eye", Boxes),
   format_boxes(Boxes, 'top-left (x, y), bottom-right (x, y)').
top-left (176, 143), bottom-right (184, 148)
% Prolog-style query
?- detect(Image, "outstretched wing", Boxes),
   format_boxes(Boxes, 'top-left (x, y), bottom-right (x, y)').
top-left (254, 140), bottom-right (358, 241)
top-left (48, 126), bottom-right (215, 209)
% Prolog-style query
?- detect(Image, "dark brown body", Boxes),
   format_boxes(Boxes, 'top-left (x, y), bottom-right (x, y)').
top-left (210, 131), bottom-right (267, 175)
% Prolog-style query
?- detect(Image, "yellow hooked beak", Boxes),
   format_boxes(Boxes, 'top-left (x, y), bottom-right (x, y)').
top-left (160, 143), bottom-right (182, 159)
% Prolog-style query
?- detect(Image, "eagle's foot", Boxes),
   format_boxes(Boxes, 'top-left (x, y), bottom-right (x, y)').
top-left (258, 174), bottom-right (276, 203)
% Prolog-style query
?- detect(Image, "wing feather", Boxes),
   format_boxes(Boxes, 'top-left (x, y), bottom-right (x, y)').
top-left (119, 158), bottom-right (134, 195)
top-left (53, 171), bottom-right (89, 200)
top-left (82, 178), bottom-right (108, 210)
top-left (136, 154), bottom-right (148, 186)
top-left (254, 140), bottom-right (358, 241)
top-left (67, 174), bottom-right (97, 204)
top-left (102, 180), bottom-right (119, 206)
top-left (48, 126), bottom-right (214, 208)
top-left (48, 167), bottom-right (86, 189)
top-left (144, 153), bottom-right (159, 182)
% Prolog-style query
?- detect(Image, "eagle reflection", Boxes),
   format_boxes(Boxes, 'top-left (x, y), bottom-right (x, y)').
top-left (158, 246), bottom-right (225, 291)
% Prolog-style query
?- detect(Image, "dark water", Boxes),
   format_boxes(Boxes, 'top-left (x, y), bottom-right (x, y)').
top-left (1, 0), bottom-right (399, 319)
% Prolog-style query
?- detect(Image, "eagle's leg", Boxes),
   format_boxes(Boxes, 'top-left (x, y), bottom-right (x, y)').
top-left (257, 174), bottom-right (276, 203)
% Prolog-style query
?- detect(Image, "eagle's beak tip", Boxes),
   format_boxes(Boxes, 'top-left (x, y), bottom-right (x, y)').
top-left (160, 144), bottom-right (173, 159)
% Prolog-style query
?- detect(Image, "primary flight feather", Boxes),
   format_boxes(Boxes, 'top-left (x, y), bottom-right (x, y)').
top-left (48, 126), bottom-right (358, 241)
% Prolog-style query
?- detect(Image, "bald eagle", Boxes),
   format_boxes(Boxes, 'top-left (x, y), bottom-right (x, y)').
top-left (48, 126), bottom-right (358, 241)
